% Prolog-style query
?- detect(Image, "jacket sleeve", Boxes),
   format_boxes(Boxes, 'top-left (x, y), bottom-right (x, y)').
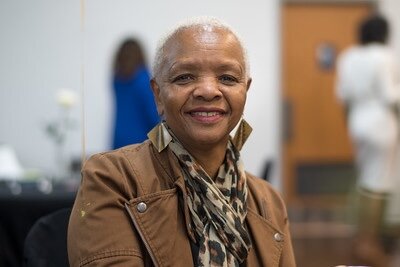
top-left (67, 153), bottom-right (148, 267)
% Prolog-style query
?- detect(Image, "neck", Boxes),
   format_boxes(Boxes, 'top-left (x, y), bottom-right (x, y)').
top-left (185, 142), bottom-right (228, 179)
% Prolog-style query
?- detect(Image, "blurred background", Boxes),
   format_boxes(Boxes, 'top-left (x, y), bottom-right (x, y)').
top-left (1, 0), bottom-right (400, 266)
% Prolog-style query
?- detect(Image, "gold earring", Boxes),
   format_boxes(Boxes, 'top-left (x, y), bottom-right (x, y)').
top-left (147, 121), bottom-right (172, 152)
top-left (232, 118), bottom-right (252, 151)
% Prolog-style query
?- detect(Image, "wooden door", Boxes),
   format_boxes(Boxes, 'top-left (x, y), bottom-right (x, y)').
top-left (281, 2), bottom-right (373, 206)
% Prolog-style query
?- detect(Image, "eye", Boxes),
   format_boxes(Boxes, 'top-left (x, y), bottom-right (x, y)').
top-left (219, 74), bottom-right (238, 85)
top-left (172, 74), bottom-right (194, 85)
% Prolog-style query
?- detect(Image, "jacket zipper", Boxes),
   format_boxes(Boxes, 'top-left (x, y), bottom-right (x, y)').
top-left (124, 202), bottom-right (159, 267)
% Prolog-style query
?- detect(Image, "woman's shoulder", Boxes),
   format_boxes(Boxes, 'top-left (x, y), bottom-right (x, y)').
top-left (245, 173), bottom-right (289, 231)
top-left (84, 143), bottom-right (144, 168)
top-left (81, 142), bottom-right (155, 189)
top-left (82, 141), bottom-right (177, 197)
top-left (344, 44), bottom-right (393, 59)
top-left (246, 173), bottom-right (287, 209)
top-left (246, 172), bottom-right (278, 193)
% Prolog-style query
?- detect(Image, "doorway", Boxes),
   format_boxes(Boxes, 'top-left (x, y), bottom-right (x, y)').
top-left (281, 2), bottom-right (374, 206)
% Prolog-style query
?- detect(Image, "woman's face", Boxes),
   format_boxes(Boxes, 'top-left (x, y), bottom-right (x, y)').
top-left (151, 26), bottom-right (251, 152)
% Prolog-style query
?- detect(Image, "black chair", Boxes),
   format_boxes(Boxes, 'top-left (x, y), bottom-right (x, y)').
top-left (261, 160), bottom-right (273, 182)
top-left (23, 208), bottom-right (71, 267)
top-left (0, 222), bottom-right (19, 267)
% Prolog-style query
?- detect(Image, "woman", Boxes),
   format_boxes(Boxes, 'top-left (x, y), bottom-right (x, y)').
top-left (111, 38), bottom-right (160, 149)
top-left (68, 17), bottom-right (295, 267)
top-left (336, 14), bottom-right (400, 266)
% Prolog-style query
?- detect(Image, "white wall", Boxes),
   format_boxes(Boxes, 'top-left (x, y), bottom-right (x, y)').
top-left (0, 0), bottom-right (82, 176)
top-left (381, 0), bottom-right (400, 53)
top-left (0, 0), bottom-right (281, 182)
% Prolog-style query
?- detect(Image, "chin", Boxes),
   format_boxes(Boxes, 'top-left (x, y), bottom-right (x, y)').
top-left (174, 125), bottom-right (230, 148)
top-left (191, 133), bottom-right (229, 147)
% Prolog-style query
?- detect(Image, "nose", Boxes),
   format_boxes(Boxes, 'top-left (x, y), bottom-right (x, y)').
top-left (192, 77), bottom-right (222, 101)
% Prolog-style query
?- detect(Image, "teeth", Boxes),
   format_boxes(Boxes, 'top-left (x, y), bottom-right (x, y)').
top-left (193, 111), bottom-right (219, 117)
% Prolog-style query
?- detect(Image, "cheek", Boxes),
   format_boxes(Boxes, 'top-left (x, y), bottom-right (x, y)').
top-left (162, 87), bottom-right (191, 112)
top-left (159, 89), bottom-right (180, 117)
top-left (229, 91), bottom-right (247, 113)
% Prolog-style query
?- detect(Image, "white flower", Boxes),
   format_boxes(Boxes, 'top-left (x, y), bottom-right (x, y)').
top-left (56, 88), bottom-right (78, 108)
top-left (44, 88), bottom-right (79, 145)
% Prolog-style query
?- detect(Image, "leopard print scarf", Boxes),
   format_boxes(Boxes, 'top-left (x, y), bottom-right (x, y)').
top-left (168, 133), bottom-right (252, 267)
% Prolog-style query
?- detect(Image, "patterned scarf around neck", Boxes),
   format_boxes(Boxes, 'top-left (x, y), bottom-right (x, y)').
top-left (167, 131), bottom-right (252, 267)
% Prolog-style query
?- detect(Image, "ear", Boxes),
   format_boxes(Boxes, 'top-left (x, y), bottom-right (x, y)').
top-left (150, 79), bottom-right (164, 116)
top-left (246, 77), bottom-right (252, 92)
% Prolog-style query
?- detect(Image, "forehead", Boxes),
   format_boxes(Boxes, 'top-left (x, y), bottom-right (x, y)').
top-left (162, 26), bottom-right (245, 70)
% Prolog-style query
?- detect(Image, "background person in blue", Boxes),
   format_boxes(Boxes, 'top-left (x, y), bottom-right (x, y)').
top-left (111, 38), bottom-right (160, 149)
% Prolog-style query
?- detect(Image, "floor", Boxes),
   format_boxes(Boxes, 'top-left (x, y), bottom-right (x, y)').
top-left (289, 206), bottom-right (400, 267)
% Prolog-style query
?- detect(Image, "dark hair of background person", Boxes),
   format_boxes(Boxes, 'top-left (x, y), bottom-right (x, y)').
top-left (358, 14), bottom-right (389, 45)
top-left (113, 38), bottom-right (146, 79)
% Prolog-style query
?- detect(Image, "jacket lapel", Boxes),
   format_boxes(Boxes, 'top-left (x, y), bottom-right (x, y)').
top-left (245, 176), bottom-right (286, 267)
top-left (245, 208), bottom-right (284, 267)
top-left (125, 188), bottom-right (193, 267)
top-left (124, 146), bottom-right (194, 267)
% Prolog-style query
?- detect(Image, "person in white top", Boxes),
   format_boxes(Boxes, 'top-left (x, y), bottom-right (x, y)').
top-left (336, 14), bottom-right (400, 266)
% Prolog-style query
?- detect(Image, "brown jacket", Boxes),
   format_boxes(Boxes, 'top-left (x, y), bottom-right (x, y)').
top-left (68, 141), bottom-right (296, 267)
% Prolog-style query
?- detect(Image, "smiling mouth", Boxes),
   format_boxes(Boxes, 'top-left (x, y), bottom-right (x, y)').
top-left (190, 111), bottom-right (222, 117)
top-left (188, 110), bottom-right (225, 123)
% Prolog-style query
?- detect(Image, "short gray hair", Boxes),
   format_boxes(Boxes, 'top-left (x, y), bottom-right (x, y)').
top-left (151, 16), bottom-right (250, 80)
